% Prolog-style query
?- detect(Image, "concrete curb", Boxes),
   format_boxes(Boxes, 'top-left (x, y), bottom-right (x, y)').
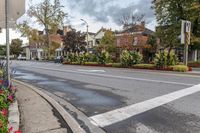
top-left (13, 79), bottom-right (86, 133)
top-left (8, 100), bottom-right (20, 133)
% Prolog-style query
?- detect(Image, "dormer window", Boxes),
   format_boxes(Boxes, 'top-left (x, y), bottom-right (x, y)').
top-left (133, 37), bottom-right (138, 46)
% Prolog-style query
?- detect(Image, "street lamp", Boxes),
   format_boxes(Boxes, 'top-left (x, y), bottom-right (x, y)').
top-left (80, 19), bottom-right (89, 52)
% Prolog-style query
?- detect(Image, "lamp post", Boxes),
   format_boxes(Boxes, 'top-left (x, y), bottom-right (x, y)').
top-left (5, 0), bottom-right (10, 85)
top-left (80, 19), bottom-right (89, 52)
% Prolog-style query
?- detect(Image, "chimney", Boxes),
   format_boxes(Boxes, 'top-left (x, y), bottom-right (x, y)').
top-left (141, 21), bottom-right (145, 30)
top-left (63, 26), bottom-right (72, 35)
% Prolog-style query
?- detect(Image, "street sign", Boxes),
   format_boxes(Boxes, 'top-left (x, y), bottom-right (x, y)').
top-left (185, 21), bottom-right (191, 33)
top-left (0, 0), bottom-right (25, 28)
top-left (181, 20), bottom-right (191, 44)
top-left (181, 20), bottom-right (191, 66)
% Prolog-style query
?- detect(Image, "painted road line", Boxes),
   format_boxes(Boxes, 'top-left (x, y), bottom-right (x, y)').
top-left (77, 69), bottom-right (106, 73)
top-left (23, 66), bottom-right (195, 86)
top-left (90, 84), bottom-right (200, 127)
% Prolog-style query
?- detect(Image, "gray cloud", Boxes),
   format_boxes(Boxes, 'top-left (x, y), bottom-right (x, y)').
top-left (66, 0), bottom-right (155, 25)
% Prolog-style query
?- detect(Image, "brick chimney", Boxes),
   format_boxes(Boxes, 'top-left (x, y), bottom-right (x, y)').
top-left (141, 21), bottom-right (145, 31)
top-left (63, 26), bottom-right (72, 35)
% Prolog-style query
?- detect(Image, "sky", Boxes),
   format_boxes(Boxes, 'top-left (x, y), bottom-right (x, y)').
top-left (0, 0), bottom-right (156, 44)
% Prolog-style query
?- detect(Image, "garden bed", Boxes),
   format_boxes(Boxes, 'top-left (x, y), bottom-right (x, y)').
top-left (0, 67), bottom-right (20, 133)
top-left (63, 62), bottom-right (192, 72)
top-left (188, 61), bottom-right (200, 68)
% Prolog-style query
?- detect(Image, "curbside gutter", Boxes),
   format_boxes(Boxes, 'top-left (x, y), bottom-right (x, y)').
top-left (8, 100), bottom-right (20, 133)
top-left (13, 79), bottom-right (86, 133)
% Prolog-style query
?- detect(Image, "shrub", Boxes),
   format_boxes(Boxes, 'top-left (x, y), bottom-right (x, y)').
top-left (67, 53), bottom-right (79, 63)
top-left (133, 64), bottom-right (155, 69)
top-left (111, 63), bottom-right (122, 68)
top-left (89, 54), bottom-right (98, 62)
top-left (130, 51), bottom-right (143, 65)
top-left (0, 70), bottom-right (3, 78)
top-left (171, 65), bottom-right (189, 72)
top-left (77, 54), bottom-right (85, 64)
top-left (120, 50), bottom-right (142, 67)
top-left (188, 60), bottom-right (200, 67)
top-left (154, 50), bottom-right (178, 68)
top-left (71, 62), bottom-right (80, 65)
top-left (84, 62), bottom-right (98, 65)
top-left (97, 50), bottom-right (111, 65)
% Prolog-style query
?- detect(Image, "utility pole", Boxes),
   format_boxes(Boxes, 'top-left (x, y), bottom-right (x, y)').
top-left (5, 0), bottom-right (10, 85)
top-left (181, 20), bottom-right (191, 66)
top-left (86, 24), bottom-right (89, 52)
top-left (80, 19), bottom-right (89, 52)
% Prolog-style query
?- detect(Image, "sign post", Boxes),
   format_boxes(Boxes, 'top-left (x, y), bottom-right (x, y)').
top-left (181, 20), bottom-right (191, 66)
top-left (0, 0), bottom-right (25, 85)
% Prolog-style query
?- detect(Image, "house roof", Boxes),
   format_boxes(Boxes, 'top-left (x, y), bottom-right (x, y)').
top-left (116, 24), bottom-right (154, 36)
top-left (95, 27), bottom-right (108, 36)
top-left (82, 32), bottom-right (96, 36)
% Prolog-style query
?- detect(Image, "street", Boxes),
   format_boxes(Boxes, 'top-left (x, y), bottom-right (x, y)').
top-left (12, 61), bottom-right (200, 133)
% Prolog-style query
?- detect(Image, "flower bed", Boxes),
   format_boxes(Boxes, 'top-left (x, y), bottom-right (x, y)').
top-left (0, 80), bottom-right (15, 133)
top-left (0, 68), bottom-right (21, 133)
top-left (188, 61), bottom-right (200, 67)
top-left (63, 62), bottom-right (191, 72)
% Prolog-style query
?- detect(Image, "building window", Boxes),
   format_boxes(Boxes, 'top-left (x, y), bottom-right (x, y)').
top-left (133, 37), bottom-right (138, 46)
top-left (117, 39), bottom-right (121, 46)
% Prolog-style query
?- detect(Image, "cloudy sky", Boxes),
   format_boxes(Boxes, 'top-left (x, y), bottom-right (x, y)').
top-left (0, 0), bottom-right (156, 44)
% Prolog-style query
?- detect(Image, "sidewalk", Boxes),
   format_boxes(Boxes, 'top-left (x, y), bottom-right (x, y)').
top-left (15, 82), bottom-right (69, 133)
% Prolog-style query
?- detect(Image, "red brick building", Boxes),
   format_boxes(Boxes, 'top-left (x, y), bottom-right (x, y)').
top-left (115, 22), bottom-right (154, 53)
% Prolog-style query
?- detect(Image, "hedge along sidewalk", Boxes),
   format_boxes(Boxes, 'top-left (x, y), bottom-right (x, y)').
top-left (14, 81), bottom-right (68, 133)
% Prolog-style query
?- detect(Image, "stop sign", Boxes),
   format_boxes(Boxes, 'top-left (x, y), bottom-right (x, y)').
top-left (0, 0), bottom-right (25, 28)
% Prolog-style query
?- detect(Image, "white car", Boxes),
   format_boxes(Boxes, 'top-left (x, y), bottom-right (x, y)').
top-left (17, 55), bottom-right (26, 60)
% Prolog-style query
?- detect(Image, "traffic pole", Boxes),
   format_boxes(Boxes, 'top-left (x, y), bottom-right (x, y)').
top-left (183, 36), bottom-right (188, 66)
top-left (5, 0), bottom-right (10, 85)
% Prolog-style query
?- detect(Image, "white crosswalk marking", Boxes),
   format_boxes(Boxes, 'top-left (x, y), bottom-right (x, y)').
top-left (90, 84), bottom-right (200, 127)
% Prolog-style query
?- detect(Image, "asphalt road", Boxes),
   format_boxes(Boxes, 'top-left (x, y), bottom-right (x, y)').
top-left (11, 61), bottom-right (200, 133)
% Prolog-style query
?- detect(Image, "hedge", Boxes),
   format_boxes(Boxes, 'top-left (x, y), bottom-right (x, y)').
top-left (188, 61), bottom-right (200, 67)
top-left (133, 64), bottom-right (155, 69)
top-left (171, 65), bottom-right (189, 72)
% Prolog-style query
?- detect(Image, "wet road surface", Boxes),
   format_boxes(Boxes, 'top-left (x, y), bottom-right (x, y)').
top-left (11, 61), bottom-right (200, 133)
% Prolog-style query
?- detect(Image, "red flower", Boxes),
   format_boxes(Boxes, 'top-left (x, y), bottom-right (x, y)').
top-left (14, 130), bottom-right (22, 133)
top-left (0, 89), bottom-right (4, 94)
top-left (0, 80), bottom-right (3, 85)
top-left (8, 94), bottom-right (14, 102)
top-left (9, 126), bottom-right (13, 133)
top-left (0, 120), bottom-right (2, 128)
top-left (11, 87), bottom-right (16, 92)
top-left (1, 109), bottom-right (8, 117)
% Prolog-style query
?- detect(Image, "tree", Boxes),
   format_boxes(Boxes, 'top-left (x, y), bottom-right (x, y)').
top-left (143, 35), bottom-right (158, 62)
top-left (120, 13), bottom-right (145, 30)
top-left (28, 0), bottom-right (67, 57)
top-left (62, 29), bottom-right (86, 53)
top-left (50, 41), bottom-right (60, 55)
top-left (0, 45), bottom-right (6, 56)
top-left (98, 30), bottom-right (116, 53)
top-left (17, 21), bottom-right (45, 45)
top-left (152, 0), bottom-right (200, 50)
top-left (10, 39), bottom-right (23, 57)
top-left (152, 0), bottom-right (189, 64)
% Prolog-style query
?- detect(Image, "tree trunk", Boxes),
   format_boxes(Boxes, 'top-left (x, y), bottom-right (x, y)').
top-left (45, 25), bottom-right (50, 59)
top-left (167, 47), bottom-right (172, 66)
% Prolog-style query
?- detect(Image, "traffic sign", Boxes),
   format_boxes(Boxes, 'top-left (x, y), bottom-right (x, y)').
top-left (0, 0), bottom-right (25, 28)
top-left (181, 20), bottom-right (191, 44)
top-left (181, 20), bottom-right (191, 66)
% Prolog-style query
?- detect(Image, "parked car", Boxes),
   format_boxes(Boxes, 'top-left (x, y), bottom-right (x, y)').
top-left (17, 55), bottom-right (26, 60)
top-left (54, 56), bottom-right (63, 63)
